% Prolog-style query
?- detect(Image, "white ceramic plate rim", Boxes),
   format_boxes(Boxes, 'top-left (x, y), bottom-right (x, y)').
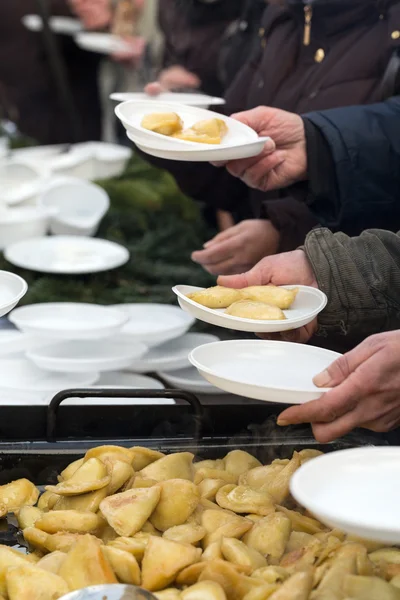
top-left (173, 285), bottom-right (327, 326)
top-left (189, 340), bottom-right (337, 393)
top-left (290, 447), bottom-right (400, 537)
top-left (0, 271), bottom-right (28, 311)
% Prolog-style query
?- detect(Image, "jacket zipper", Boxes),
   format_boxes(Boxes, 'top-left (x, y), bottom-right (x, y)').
top-left (303, 4), bottom-right (313, 46)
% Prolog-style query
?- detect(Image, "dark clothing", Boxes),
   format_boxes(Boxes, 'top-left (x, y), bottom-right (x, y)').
top-left (158, 0), bottom-right (245, 97)
top-left (0, 0), bottom-right (102, 144)
top-left (146, 0), bottom-right (400, 249)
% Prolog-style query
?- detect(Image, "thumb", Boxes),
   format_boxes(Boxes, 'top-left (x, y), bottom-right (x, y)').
top-left (218, 261), bottom-right (270, 288)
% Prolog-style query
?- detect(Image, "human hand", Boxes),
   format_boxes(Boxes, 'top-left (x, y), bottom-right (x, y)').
top-left (69, 0), bottom-right (112, 30)
top-left (218, 249), bottom-right (318, 343)
top-left (158, 66), bottom-right (201, 91)
top-left (192, 220), bottom-right (280, 276)
top-left (213, 106), bottom-right (307, 192)
top-left (112, 36), bottom-right (146, 65)
top-left (278, 331), bottom-right (400, 442)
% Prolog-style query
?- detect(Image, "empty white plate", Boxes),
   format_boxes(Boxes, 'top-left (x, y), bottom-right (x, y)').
top-left (158, 366), bottom-right (226, 395)
top-left (173, 285), bottom-right (327, 333)
top-left (64, 373), bottom-right (175, 405)
top-left (111, 92), bottom-right (225, 108)
top-left (4, 236), bottom-right (130, 274)
top-left (0, 330), bottom-right (48, 355)
top-left (9, 303), bottom-right (128, 340)
top-left (75, 32), bottom-right (131, 54)
top-left (0, 271), bottom-right (27, 318)
top-left (27, 340), bottom-right (147, 373)
top-left (22, 15), bottom-right (82, 35)
top-left (0, 357), bottom-right (98, 392)
top-left (291, 447), bottom-right (400, 544)
top-left (127, 333), bottom-right (219, 373)
top-left (189, 340), bottom-right (340, 404)
top-left (113, 303), bottom-right (195, 347)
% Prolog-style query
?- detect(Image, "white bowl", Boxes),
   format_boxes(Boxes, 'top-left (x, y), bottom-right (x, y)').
top-left (173, 284), bottom-right (327, 333)
top-left (290, 447), bottom-right (400, 544)
top-left (27, 339), bottom-right (147, 373)
top-left (0, 205), bottom-right (55, 249)
top-left (112, 303), bottom-right (195, 348)
top-left (0, 160), bottom-right (48, 206)
top-left (189, 340), bottom-right (340, 404)
top-left (39, 180), bottom-right (110, 236)
top-left (0, 271), bottom-right (28, 317)
top-left (9, 302), bottom-right (128, 340)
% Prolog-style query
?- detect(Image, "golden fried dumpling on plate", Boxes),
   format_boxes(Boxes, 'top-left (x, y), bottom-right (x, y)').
top-left (141, 113), bottom-right (183, 136)
top-left (187, 286), bottom-right (242, 309)
top-left (172, 129), bottom-right (221, 145)
top-left (192, 118), bottom-right (228, 138)
top-left (226, 300), bottom-right (286, 321)
top-left (241, 285), bottom-right (298, 310)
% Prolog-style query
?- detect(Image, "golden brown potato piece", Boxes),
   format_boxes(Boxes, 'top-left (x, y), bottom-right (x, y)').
top-left (59, 534), bottom-right (117, 590)
top-left (100, 486), bottom-right (161, 537)
top-left (102, 546), bottom-right (141, 585)
top-left (131, 447), bottom-right (165, 471)
top-left (221, 538), bottom-right (267, 570)
top-left (216, 484), bottom-right (275, 516)
top-left (226, 301), bottom-right (286, 321)
top-left (163, 524), bottom-right (206, 545)
top-left (141, 113), bottom-right (183, 136)
top-left (141, 536), bottom-right (201, 591)
top-left (240, 286), bottom-right (298, 310)
top-left (243, 513), bottom-right (291, 563)
top-left (187, 287), bottom-right (242, 310)
top-left (0, 479), bottom-right (39, 517)
top-left (6, 563), bottom-right (69, 600)
top-left (17, 506), bottom-right (43, 529)
top-left (46, 458), bottom-right (110, 496)
top-left (151, 479), bottom-right (199, 531)
top-left (35, 509), bottom-right (101, 534)
top-left (0, 546), bottom-right (33, 596)
top-left (343, 574), bottom-right (400, 599)
top-left (173, 129), bottom-right (222, 145)
top-left (36, 551), bottom-right (66, 574)
top-left (181, 580), bottom-right (227, 600)
top-left (267, 571), bottom-right (313, 600)
top-left (224, 451), bottom-right (262, 479)
top-left (140, 452), bottom-right (194, 482)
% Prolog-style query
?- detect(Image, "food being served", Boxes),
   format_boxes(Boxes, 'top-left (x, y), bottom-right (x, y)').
top-left (226, 301), bottom-right (286, 321)
top-left (141, 114), bottom-right (229, 145)
top-left (0, 445), bottom-right (399, 600)
top-left (187, 286), bottom-right (242, 309)
top-left (141, 113), bottom-right (183, 136)
top-left (186, 284), bottom-right (298, 320)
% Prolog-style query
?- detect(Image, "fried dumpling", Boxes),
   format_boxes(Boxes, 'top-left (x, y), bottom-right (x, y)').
top-left (240, 286), bottom-right (298, 310)
top-left (192, 118), bottom-right (228, 138)
top-left (187, 286), bottom-right (242, 309)
top-left (173, 129), bottom-right (222, 145)
top-left (226, 301), bottom-right (286, 321)
top-left (141, 113), bottom-right (183, 136)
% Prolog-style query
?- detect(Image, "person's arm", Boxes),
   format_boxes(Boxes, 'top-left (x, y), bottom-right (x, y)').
top-left (304, 227), bottom-right (400, 338)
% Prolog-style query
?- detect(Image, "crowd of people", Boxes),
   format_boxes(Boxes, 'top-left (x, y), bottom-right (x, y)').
top-left (1, 0), bottom-right (400, 441)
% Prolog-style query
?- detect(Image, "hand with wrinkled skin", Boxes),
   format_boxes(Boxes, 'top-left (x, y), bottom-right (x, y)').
top-left (278, 331), bottom-right (400, 442)
top-left (191, 220), bottom-right (280, 276)
top-left (144, 66), bottom-right (201, 95)
top-left (69, 0), bottom-right (112, 30)
top-left (213, 106), bottom-right (307, 192)
top-left (217, 249), bottom-right (318, 343)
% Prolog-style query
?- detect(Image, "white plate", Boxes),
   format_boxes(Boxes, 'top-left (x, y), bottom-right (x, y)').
top-left (173, 285), bottom-right (327, 333)
top-left (127, 333), bottom-right (219, 373)
top-left (112, 303), bottom-right (195, 348)
top-left (63, 372), bottom-right (175, 405)
top-left (0, 357), bottom-right (98, 392)
top-left (0, 271), bottom-right (27, 318)
top-left (9, 303), bottom-right (128, 340)
top-left (0, 330), bottom-right (49, 355)
top-left (22, 15), bottom-right (82, 35)
top-left (189, 340), bottom-right (340, 404)
top-left (75, 32), bottom-right (131, 55)
top-left (158, 366), bottom-right (226, 395)
top-left (111, 92), bottom-right (225, 108)
top-left (115, 101), bottom-right (270, 162)
top-left (4, 236), bottom-right (130, 274)
top-left (27, 340), bottom-right (147, 373)
top-left (0, 160), bottom-right (48, 206)
top-left (291, 447), bottom-right (400, 544)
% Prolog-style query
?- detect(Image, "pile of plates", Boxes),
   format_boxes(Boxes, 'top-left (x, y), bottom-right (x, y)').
top-left (0, 302), bottom-right (223, 405)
